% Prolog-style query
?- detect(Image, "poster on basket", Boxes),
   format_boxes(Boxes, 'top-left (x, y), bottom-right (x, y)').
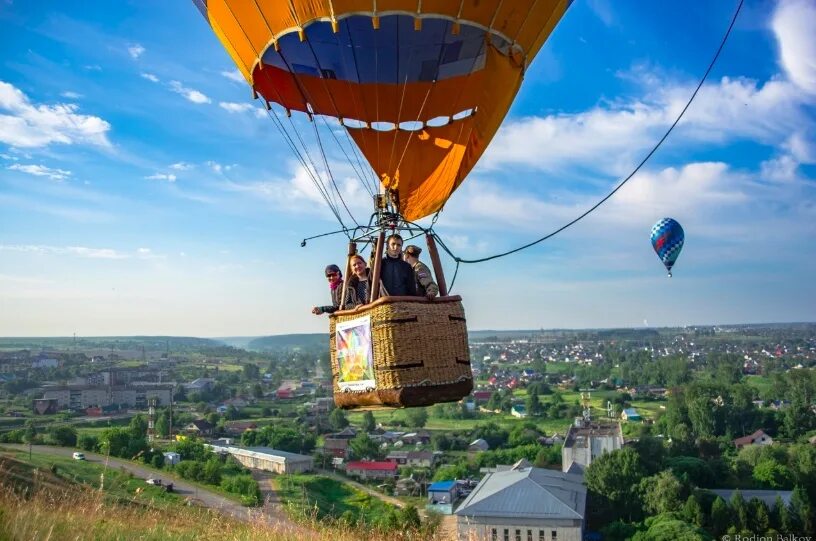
top-left (336, 315), bottom-right (375, 392)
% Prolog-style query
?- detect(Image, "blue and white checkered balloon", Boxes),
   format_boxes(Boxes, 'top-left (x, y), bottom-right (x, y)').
top-left (650, 218), bottom-right (684, 277)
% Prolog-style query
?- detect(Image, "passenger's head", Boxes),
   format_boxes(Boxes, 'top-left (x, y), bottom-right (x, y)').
top-left (386, 234), bottom-right (403, 258)
top-left (325, 264), bottom-right (342, 285)
top-left (350, 255), bottom-right (368, 278)
top-left (403, 245), bottom-right (422, 264)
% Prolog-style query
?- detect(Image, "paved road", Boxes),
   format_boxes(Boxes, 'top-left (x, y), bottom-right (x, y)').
top-left (0, 443), bottom-right (301, 531)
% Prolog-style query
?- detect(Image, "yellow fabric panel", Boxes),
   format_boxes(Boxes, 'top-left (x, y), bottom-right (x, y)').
top-left (331, 0), bottom-right (377, 14)
top-left (420, 0), bottom-right (463, 15)
top-left (345, 47), bottom-right (521, 221)
top-left (376, 0), bottom-right (420, 11)
top-left (291, 0), bottom-right (332, 23)
top-left (216, 1), bottom-right (273, 57)
top-left (525, 0), bottom-right (570, 60)
top-left (208, 0), bottom-right (262, 80)
top-left (250, 1), bottom-right (298, 32)
top-left (210, 15), bottom-right (253, 84)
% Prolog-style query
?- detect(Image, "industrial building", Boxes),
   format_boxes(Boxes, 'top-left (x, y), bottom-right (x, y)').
top-left (209, 445), bottom-right (313, 474)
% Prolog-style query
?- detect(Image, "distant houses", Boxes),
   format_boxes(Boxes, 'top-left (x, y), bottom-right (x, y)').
top-left (344, 461), bottom-right (399, 480)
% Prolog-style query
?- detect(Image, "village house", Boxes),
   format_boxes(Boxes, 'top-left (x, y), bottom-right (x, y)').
top-left (210, 445), bottom-right (313, 474)
top-left (385, 450), bottom-right (436, 468)
top-left (428, 480), bottom-right (458, 505)
top-left (183, 419), bottom-right (214, 437)
top-left (455, 462), bottom-right (586, 541)
top-left (344, 461), bottom-right (399, 480)
top-left (224, 420), bottom-right (257, 436)
top-left (733, 429), bottom-right (774, 449)
top-left (468, 438), bottom-right (490, 457)
top-left (561, 420), bottom-right (623, 473)
top-left (621, 408), bottom-right (641, 422)
top-left (322, 438), bottom-right (350, 460)
top-left (400, 430), bottom-right (432, 446)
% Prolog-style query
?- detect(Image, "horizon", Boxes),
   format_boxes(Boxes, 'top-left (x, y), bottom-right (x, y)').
top-left (1, 0), bottom-right (815, 335)
top-left (1, 319), bottom-right (814, 341)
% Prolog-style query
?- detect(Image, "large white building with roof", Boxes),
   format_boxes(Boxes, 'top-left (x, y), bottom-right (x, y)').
top-left (209, 445), bottom-right (313, 474)
top-left (561, 420), bottom-right (623, 474)
top-left (455, 462), bottom-right (586, 541)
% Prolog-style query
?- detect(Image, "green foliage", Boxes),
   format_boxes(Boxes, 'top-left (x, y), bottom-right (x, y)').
top-left (681, 495), bottom-right (704, 527)
top-left (470, 422), bottom-right (509, 449)
top-left (128, 415), bottom-right (148, 438)
top-left (404, 407), bottom-right (428, 428)
top-left (584, 447), bottom-right (647, 518)
top-left (221, 474), bottom-right (261, 506)
top-left (666, 457), bottom-right (713, 488)
top-left (534, 445), bottom-right (562, 468)
top-left (753, 458), bottom-right (794, 489)
top-left (77, 433), bottom-right (98, 452)
top-left (640, 471), bottom-right (685, 515)
top-left (632, 436), bottom-right (667, 475)
top-left (329, 408), bottom-right (349, 431)
top-left (348, 432), bottom-right (380, 460)
top-left (48, 426), bottom-right (77, 447)
top-left (729, 490), bottom-right (748, 531)
top-left (432, 462), bottom-right (468, 482)
top-left (709, 497), bottom-right (729, 536)
top-left (630, 512), bottom-right (713, 541)
top-left (361, 411), bottom-right (376, 432)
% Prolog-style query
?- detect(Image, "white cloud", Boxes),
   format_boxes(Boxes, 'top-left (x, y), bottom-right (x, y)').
top-left (0, 81), bottom-right (112, 148)
top-left (8, 163), bottom-right (72, 181)
top-left (481, 74), bottom-right (807, 176)
top-left (586, 0), bottom-right (616, 27)
top-left (772, 0), bottom-right (816, 94)
top-left (219, 101), bottom-right (253, 114)
top-left (145, 173), bottom-right (177, 182)
top-left (128, 44), bottom-right (145, 59)
top-left (140, 72), bottom-right (159, 83)
top-left (168, 81), bottom-right (211, 104)
top-left (0, 244), bottom-right (129, 259)
top-left (169, 162), bottom-right (193, 171)
top-left (221, 69), bottom-right (245, 83)
top-left (60, 91), bottom-right (82, 99)
top-left (0, 153), bottom-right (18, 160)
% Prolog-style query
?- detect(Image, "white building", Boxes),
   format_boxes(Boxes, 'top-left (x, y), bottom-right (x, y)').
top-left (209, 445), bottom-right (313, 474)
top-left (561, 420), bottom-right (623, 473)
top-left (455, 462), bottom-right (586, 541)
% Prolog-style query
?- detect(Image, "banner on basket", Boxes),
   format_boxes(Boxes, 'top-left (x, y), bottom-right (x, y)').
top-left (336, 315), bottom-right (375, 391)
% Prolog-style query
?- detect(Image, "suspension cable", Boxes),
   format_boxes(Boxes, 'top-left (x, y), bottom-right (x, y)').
top-left (433, 0), bottom-right (745, 266)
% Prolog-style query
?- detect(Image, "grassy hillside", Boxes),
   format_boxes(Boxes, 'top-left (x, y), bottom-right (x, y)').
top-left (0, 455), bottom-right (437, 541)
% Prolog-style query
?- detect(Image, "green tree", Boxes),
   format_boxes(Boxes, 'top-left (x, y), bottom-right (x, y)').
top-left (329, 408), bottom-right (349, 431)
top-left (630, 513), bottom-right (712, 541)
top-left (129, 414), bottom-right (148, 438)
top-left (77, 433), bottom-right (98, 452)
top-left (242, 363), bottom-right (260, 381)
top-left (252, 383), bottom-right (264, 399)
top-left (404, 407), bottom-right (428, 428)
top-left (632, 436), bottom-right (667, 475)
top-left (729, 489), bottom-right (748, 531)
top-left (710, 496), bottom-right (729, 536)
top-left (348, 432), bottom-right (380, 460)
top-left (155, 413), bottom-right (169, 437)
top-left (640, 471), bottom-right (684, 515)
top-left (432, 462), bottom-right (468, 481)
top-left (49, 426), bottom-right (77, 447)
top-left (525, 393), bottom-right (543, 416)
top-left (682, 495), bottom-right (704, 527)
top-left (790, 485), bottom-right (814, 535)
top-left (748, 498), bottom-right (770, 533)
top-left (753, 458), bottom-right (794, 489)
top-left (399, 504), bottom-right (421, 529)
top-left (361, 411), bottom-right (376, 433)
top-left (584, 448), bottom-right (646, 521)
top-left (772, 496), bottom-right (794, 533)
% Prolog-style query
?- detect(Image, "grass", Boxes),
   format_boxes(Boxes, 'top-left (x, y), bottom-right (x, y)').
top-left (274, 474), bottom-right (407, 529)
top-left (0, 469), bottom-right (429, 541)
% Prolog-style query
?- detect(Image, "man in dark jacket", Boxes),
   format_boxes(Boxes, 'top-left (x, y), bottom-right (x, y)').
top-left (380, 234), bottom-right (417, 297)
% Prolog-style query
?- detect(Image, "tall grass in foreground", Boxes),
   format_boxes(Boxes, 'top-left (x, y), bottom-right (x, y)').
top-left (0, 472), bottom-right (444, 541)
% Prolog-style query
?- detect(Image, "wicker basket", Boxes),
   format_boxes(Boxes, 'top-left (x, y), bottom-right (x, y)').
top-left (329, 295), bottom-right (473, 409)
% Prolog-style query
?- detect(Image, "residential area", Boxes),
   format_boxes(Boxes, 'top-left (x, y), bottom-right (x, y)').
top-left (1, 324), bottom-right (815, 540)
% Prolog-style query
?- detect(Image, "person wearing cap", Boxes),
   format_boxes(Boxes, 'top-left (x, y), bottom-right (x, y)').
top-left (311, 264), bottom-right (348, 315)
top-left (403, 245), bottom-right (439, 299)
top-left (379, 233), bottom-right (417, 297)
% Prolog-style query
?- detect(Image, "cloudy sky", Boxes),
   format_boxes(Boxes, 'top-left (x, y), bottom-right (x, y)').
top-left (1, 0), bottom-right (814, 337)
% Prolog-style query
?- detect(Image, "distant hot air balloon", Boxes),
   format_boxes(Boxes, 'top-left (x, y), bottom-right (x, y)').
top-left (650, 218), bottom-right (684, 277)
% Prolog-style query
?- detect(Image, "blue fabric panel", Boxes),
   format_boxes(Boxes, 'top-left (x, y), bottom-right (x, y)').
top-left (192, 0), bottom-right (208, 23)
top-left (263, 15), bottom-right (495, 84)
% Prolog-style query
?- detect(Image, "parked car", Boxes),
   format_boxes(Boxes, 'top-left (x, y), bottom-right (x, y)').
top-left (72, 452), bottom-right (85, 460)
top-left (145, 478), bottom-right (162, 486)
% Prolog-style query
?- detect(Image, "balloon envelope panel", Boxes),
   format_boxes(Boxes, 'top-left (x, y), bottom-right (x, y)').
top-left (650, 218), bottom-right (685, 272)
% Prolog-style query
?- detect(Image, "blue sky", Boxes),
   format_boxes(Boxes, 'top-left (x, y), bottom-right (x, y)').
top-left (1, 0), bottom-right (814, 336)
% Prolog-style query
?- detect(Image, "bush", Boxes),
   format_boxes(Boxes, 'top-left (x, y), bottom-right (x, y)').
top-left (221, 474), bottom-right (262, 505)
top-left (77, 434), bottom-right (99, 452)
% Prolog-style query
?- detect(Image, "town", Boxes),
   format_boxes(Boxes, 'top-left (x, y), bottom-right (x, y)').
top-left (1, 323), bottom-right (815, 541)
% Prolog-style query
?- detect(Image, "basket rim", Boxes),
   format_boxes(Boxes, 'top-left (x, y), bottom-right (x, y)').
top-left (330, 294), bottom-right (462, 318)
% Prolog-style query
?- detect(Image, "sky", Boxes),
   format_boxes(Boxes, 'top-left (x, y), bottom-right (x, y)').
top-left (0, 0), bottom-right (814, 337)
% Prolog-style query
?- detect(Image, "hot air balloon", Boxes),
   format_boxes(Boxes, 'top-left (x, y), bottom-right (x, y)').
top-left (651, 218), bottom-right (684, 277)
top-left (194, 1), bottom-right (572, 409)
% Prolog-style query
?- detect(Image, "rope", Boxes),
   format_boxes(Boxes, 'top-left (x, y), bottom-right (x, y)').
top-left (434, 0), bottom-right (744, 266)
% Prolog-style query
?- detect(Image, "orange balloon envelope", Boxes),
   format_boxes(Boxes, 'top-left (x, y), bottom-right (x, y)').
top-left (194, 0), bottom-right (571, 221)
